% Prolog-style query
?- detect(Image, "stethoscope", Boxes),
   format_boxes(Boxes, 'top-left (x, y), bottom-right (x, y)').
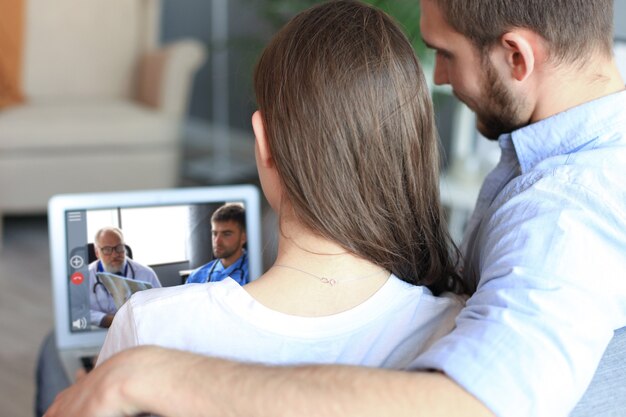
top-left (92, 260), bottom-right (136, 310)
top-left (206, 252), bottom-right (247, 283)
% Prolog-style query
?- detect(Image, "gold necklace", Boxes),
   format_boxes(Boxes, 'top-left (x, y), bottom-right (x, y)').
top-left (273, 264), bottom-right (387, 286)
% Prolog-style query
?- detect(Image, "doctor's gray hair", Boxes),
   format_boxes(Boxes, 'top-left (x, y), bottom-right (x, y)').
top-left (253, 0), bottom-right (462, 294)
top-left (94, 227), bottom-right (124, 245)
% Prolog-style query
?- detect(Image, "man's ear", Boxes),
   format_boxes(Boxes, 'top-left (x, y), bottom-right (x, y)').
top-left (499, 30), bottom-right (541, 82)
top-left (252, 110), bottom-right (273, 168)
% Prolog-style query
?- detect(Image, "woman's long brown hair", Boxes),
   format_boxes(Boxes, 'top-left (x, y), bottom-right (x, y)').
top-left (254, 0), bottom-right (464, 294)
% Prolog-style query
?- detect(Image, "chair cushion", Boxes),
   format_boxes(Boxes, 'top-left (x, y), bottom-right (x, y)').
top-left (22, 0), bottom-right (144, 99)
top-left (0, 99), bottom-right (179, 152)
top-left (570, 326), bottom-right (626, 416)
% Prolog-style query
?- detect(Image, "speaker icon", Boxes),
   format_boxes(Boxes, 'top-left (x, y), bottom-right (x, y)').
top-left (72, 317), bottom-right (87, 330)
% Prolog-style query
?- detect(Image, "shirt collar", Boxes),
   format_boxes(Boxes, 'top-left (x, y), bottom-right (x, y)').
top-left (500, 89), bottom-right (626, 173)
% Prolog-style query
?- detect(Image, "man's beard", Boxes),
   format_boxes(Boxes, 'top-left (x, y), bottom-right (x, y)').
top-left (473, 56), bottom-right (529, 140)
top-left (213, 246), bottom-right (238, 260)
top-left (102, 259), bottom-right (125, 274)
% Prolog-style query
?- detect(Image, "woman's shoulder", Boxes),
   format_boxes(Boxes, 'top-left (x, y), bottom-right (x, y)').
top-left (128, 278), bottom-right (241, 313)
top-left (387, 274), bottom-right (466, 310)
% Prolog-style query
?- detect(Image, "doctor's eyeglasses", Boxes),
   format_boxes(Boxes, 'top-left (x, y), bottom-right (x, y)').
top-left (99, 244), bottom-right (126, 255)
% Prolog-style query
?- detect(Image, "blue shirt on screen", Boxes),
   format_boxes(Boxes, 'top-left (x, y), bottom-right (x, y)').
top-left (186, 251), bottom-right (249, 285)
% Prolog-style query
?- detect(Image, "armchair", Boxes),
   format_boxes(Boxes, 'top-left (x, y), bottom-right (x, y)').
top-left (0, 0), bottom-right (206, 243)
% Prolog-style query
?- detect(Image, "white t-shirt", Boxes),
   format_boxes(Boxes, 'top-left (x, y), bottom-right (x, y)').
top-left (97, 275), bottom-right (464, 368)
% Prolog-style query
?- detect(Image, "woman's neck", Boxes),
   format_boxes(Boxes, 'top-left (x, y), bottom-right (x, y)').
top-left (244, 215), bottom-right (390, 317)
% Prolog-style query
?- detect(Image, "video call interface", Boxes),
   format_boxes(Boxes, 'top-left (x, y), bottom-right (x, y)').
top-left (65, 201), bottom-right (247, 333)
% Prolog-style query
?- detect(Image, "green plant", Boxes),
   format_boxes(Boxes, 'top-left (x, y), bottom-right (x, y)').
top-left (246, 0), bottom-right (432, 65)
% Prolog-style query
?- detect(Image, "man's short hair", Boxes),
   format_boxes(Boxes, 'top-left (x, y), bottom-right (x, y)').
top-left (433, 0), bottom-right (614, 63)
top-left (211, 203), bottom-right (246, 230)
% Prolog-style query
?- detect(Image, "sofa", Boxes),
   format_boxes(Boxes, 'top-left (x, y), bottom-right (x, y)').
top-left (0, 0), bottom-right (206, 243)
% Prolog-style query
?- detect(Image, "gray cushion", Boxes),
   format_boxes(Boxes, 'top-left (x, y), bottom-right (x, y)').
top-left (570, 326), bottom-right (626, 416)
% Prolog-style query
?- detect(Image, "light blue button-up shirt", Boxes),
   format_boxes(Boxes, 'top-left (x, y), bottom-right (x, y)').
top-left (413, 90), bottom-right (626, 417)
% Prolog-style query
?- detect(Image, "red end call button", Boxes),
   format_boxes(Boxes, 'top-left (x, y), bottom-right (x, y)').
top-left (71, 272), bottom-right (84, 285)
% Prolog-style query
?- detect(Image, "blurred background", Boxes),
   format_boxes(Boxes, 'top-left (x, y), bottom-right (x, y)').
top-left (1, 1), bottom-right (625, 416)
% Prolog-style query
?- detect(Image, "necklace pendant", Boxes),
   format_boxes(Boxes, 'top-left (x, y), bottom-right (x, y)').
top-left (320, 277), bottom-right (336, 286)
top-left (273, 264), bottom-right (384, 287)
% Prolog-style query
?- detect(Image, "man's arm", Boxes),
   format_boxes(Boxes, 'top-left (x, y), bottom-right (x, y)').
top-left (45, 346), bottom-right (493, 417)
top-left (137, 260), bottom-right (162, 288)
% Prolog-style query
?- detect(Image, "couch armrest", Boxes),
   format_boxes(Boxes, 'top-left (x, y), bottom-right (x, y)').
top-left (136, 39), bottom-right (207, 118)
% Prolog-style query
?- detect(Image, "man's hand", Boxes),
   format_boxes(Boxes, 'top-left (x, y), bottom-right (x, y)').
top-left (44, 348), bottom-right (148, 417)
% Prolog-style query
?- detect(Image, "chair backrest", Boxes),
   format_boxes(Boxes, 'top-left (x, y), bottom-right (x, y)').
top-left (22, 0), bottom-right (161, 100)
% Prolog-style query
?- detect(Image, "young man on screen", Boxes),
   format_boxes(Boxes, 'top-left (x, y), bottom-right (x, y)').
top-left (185, 203), bottom-right (249, 285)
